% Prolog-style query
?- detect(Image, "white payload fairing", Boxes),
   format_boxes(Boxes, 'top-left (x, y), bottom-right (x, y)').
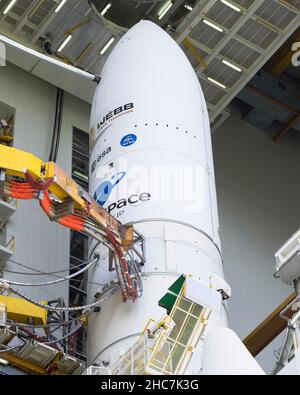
top-left (87, 21), bottom-right (261, 375)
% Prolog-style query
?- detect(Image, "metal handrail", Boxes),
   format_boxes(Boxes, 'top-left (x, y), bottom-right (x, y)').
top-left (5, 235), bottom-right (15, 252)
top-left (280, 295), bottom-right (300, 323)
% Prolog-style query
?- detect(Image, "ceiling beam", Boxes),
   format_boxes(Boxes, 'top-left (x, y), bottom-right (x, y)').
top-left (13, 0), bottom-right (44, 35)
top-left (194, 0), bottom-right (265, 75)
top-left (175, 0), bottom-right (218, 44)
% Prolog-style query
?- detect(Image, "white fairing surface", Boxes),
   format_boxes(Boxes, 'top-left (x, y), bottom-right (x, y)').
top-left (201, 327), bottom-right (266, 375)
top-left (88, 21), bottom-right (227, 373)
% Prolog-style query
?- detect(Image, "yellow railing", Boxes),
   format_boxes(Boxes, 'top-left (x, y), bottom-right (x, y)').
top-left (5, 235), bottom-right (15, 253)
top-left (145, 287), bottom-right (210, 375)
top-left (105, 285), bottom-right (211, 376)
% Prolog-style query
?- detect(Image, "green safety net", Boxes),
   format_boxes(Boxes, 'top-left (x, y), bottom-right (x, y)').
top-left (158, 275), bottom-right (185, 313)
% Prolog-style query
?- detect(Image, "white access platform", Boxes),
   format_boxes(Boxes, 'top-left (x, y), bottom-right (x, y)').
top-left (0, 199), bottom-right (16, 224)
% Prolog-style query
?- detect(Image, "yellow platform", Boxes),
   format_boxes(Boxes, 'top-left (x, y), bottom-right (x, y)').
top-left (0, 295), bottom-right (47, 325)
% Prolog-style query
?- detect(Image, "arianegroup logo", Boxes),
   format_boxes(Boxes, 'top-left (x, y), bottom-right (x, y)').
top-left (93, 171), bottom-right (126, 206)
top-left (120, 134), bottom-right (137, 147)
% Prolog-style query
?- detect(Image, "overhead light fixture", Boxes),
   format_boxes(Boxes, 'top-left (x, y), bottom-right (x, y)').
top-left (3, 0), bottom-right (17, 15)
top-left (0, 358), bottom-right (8, 366)
top-left (101, 2), bottom-right (112, 16)
top-left (99, 37), bottom-right (115, 55)
top-left (207, 77), bottom-right (227, 89)
top-left (220, 0), bottom-right (241, 12)
top-left (203, 19), bottom-right (223, 32)
top-left (222, 59), bottom-right (242, 72)
top-left (184, 4), bottom-right (193, 11)
top-left (55, 0), bottom-right (67, 13)
top-left (158, 1), bottom-right (173, 20)
top-left (57, 34), bottom-right (73, 53)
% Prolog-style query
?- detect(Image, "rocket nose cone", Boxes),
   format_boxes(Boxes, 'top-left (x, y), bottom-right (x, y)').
top-left (123, 20), bottom-right (183, 56)
top-left (99, 19), bottom-right (197, 89)
top-left (103, 20), bottom-right (171, 63)
top-left (92, 17), bottom-right (207, 137)
top-left (127, 19), bottom-right (170, 37)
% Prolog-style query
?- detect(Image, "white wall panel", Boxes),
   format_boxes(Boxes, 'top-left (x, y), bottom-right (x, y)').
top-left (213, 106), bottom-right (300, 373)
top-left (0, 62), bottom-right (90, 303)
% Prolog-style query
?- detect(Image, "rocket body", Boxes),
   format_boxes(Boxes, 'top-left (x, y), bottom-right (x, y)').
top-left (88, 21), bottom-right (228, 373)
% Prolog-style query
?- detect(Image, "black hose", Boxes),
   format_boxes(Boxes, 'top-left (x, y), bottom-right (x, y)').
top-left (53, 89), bottom-right (64, 162)
top-left (49, 88), bottom-right (60, 161)
top-left (49, 88), bottom-right (64, 162)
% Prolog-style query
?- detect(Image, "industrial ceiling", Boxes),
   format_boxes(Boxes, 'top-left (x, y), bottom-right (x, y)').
top-left (0, 0), bottom-right (300, 129)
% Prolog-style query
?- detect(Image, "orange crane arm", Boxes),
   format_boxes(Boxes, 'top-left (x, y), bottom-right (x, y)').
top-left (0, 144), bottom-right (137, 302)
top-left (0, 144), bottom-right (132, 245)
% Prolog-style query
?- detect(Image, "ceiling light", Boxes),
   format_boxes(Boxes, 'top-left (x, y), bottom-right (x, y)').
top-left (55, 0), bottom-right (67, 13)
top-left (203, 19), bottom-right (223, 32)
top-left (221, 0), bottom-right (241, 12)
top-left (207, 77), bottom-right (227, 89)
top-left (222, 59), bottom-right (242, 72)
top-left (3, 0), bottom-right (17, 15)
top-left (99, 37), bottom-right (115, 55)
top-left (184, 4), bottom-right (193, 11)
top-left (57, 34), bottom-right (73, 53)
top-left (158, 1), bottom-right (173, 20)
top-left (0, 358), bottom-right (8, 366)
top-left (101, 3), bottom-right (112, 16)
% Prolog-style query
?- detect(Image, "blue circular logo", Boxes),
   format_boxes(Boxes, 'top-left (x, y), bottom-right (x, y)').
top-left (121, 134), bottom-right (137, 147)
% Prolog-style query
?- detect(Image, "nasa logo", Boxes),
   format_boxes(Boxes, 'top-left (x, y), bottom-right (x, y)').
top-left (93, 172), bottom-right (126, 207)
top-left (120, 134), bottom-right (137, 147)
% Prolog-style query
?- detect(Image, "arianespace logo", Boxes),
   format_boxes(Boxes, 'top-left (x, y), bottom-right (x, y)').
top-left (121, 134), bottom-right (137, 147)
top-left (93, 168), bottom-right (152, 216)
top-left (93, 172), bottom-right (126, 206)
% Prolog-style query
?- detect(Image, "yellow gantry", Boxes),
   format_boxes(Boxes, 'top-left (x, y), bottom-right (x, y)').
top-left (0, 295), bottom-right (48, 325)
top-left (0, 144), bottom-right (132, 245)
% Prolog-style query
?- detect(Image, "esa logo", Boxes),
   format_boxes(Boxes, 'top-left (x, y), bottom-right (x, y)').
top-left (93, 172), bottom-right (126, 206)
top-left (120, 134), bottom-right (137, 147)
top-left (91, 147), bottom-right (111, 173)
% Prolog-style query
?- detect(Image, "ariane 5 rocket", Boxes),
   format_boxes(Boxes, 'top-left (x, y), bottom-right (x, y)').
top-left (88, 20), bottom-right (229, 374)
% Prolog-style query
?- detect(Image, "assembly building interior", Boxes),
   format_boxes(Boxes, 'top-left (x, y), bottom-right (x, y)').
top-left (0, 0), bottom-right (300, 376)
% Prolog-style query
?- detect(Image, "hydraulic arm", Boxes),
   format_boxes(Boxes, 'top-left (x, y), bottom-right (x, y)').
top-left (0, 144), bottom-right (138, 302)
